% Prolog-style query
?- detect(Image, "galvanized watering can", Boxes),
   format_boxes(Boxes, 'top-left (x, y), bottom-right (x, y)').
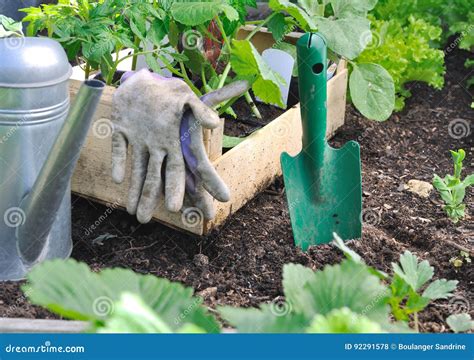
top-left (0, 37), bottom-right (104, 280)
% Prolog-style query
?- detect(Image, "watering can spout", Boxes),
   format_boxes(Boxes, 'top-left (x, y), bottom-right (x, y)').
top-left (16, 80), bottom-right (105, 265)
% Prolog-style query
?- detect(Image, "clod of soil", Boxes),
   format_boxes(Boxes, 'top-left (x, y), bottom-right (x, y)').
top-left (1, 47), bottom-right (472, 332)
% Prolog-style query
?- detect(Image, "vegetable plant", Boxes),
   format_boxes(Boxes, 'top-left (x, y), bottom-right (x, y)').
top-left (23, 259), bottom-right (220, 333)
top-left (433, 149), bottom-right (474, 223)
top-left (266, 0), bottom-right (396, 121)
top-left (21, 0), bottom-right (167, 85)
top-left (0, 15), bottom-right (23, 38)
top-left (357, 16), bottom-right (445, 111)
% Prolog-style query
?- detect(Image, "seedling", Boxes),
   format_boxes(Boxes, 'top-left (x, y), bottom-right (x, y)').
top-left (449, 251), bottom-right (471, 270)
top-left (433, 149), bottom-right (474, 223)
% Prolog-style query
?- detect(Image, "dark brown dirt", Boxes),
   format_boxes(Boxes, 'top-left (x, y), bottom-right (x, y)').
top-left (1, 47), bottom-right (472, 332)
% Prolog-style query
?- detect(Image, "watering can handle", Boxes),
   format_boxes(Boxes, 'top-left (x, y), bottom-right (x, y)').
top-left (296, 33), bottom-right (328, 158)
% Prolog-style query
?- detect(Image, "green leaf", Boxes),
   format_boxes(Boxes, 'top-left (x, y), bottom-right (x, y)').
top-left (269, 0), bottom-right (316, 31)
top-left (147, 19), bottom-right (167, 46)
top-left (24, 259), bottom-right (220, 333)
top-left (304, 260), bottom-right (390, 322)
top-left (422, 279), bottom-right (458, 300)
top-left (392, 251), bottom-right (434, 291)
top-left (282, 264), bottom-right (315, 316)
top-left (349, 63), bottom-right (395, 121)
top-left (267, 12), bottom-right (288, 43)
top-left (313, 16), bottom-right (371, 60)
top-left (329, 0), bottom-right (377, 18)
top-left (223, 135), bottom-right (246, 148)
top-left (446, 313), bottom-right (474, 333)
top-left (307, 308), bottom-right (383, 333)
top-left (219, 305), bottom-right (309, 333)
top-left (98, 293), bottom-right (173, 333)
top-left (231, 39), bottom-right (285, 107)
top-left (171, 1), bottom-right (238, 26)
top-left (331, 233), bottom-right (362, 264)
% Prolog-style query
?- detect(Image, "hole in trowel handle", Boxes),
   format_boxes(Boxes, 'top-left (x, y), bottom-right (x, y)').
top-left (312, 63), bottom-right (324, 75)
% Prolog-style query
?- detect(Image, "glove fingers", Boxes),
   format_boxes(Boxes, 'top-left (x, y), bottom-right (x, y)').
top-left (111, 132), bottom-right (127, 183)
top-left (127, 145), bottom-right (148, 216)
top-left (164, 152), bottom-right (185, 212)
top-left (192, 188), bottom-right (216, 220)
top-left (189, 129), bottom-right (230, 202)
top-left (187, 96), bottom-right (221, 129)
top-left (201, 80), bottom-right (250, 107)
top-left (137, 150), bottom-right (166, 224)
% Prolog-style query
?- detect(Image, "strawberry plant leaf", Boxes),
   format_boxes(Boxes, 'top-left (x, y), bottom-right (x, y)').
top-left (307, 308), bottom-right (383, 333)
top-left (392, 251), bottom-right (434, 291)
top-left (304, 260), bottom-right (390, 322)
top-left (267, 12), bottom-right (288, 43)
top-left (349, 63), bottom-right (395, 121)
top-left (23, 259), bottom-right (220, 333)
top-left (282, 264), bottom-right (315, 315)
top-left (422, 279), bottom-right (458, 300)
top-left (231, 39), bottom-right (285, 107)
top-left (446, 313), bottom-right (474, 333)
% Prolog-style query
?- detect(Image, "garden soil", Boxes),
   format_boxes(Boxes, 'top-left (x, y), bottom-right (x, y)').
top-left (1, 47), bottom-right (472, 333)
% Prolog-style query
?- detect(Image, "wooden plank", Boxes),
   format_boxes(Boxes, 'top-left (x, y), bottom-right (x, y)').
top-left (0, 318), bottom-right (87, 333)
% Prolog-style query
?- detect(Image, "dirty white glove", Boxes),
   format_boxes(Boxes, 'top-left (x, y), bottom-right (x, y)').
top-left (112, 69), bottom-right (247, 223)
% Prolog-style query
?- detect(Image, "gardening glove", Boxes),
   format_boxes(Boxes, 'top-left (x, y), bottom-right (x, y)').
top-left (181, 80), bottom-right (249, 219)
top-left (112, 69), bottom-right (247, 223)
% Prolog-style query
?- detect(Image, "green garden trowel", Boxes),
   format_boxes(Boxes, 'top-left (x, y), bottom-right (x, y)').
top-left (281, 33), bottom-right (362, 251)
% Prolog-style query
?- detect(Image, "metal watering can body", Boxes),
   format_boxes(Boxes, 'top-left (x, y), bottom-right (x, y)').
top-left (0, 37), bottom-right (104, 281)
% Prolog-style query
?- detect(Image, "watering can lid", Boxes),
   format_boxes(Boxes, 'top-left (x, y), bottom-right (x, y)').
top-left (0, 37), bottom-right (72, 88)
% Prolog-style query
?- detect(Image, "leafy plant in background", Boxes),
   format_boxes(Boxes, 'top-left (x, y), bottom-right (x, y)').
top-left (433, 149), bottom-right (474, 223)
top-left (23, 259), bottom-right (220, 333)
top-left (266, 0), bottom-right (395, 121)
top-left (357, 16), bottom-right (445, 111)
top-left (446, 313), bottom-right (474, 333)
top-left (21, 0), bottom-right (169, 85)
top-left (0, 15), bottom-right (23, 38)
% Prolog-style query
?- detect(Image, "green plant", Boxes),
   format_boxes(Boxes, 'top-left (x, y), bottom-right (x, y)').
top-left (219, 260), bottom-right (399, 333)
top-left (446, 313), bottom-right (474, 333)
top-left (23, 259), bottom-right (220, 333)
top-left (21, 0), bottom-right (167, 85)
top-left (357, 16), bottom-right (445, 110)
top-left (433, 149), bottom-right (474, 223)
top-left (0, 15), bottom-right (23, 38)
top-left (332, 234), bottom-right (458, 332)
top-left (266, 0), bottom-right (395, 121)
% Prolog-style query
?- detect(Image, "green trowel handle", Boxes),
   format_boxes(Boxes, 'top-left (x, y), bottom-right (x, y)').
top-left (296, 33), bottom-right (327, 157)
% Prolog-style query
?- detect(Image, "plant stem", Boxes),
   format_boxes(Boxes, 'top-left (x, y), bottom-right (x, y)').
top-left (244, 91), bottom-right (262, 119)
top-left (131, 36), bottom-right (141, 71)
top-left (245, 12), bottom-right (278, 41)
top-left (414, 312), bottom-right (419, 333)
top-left (84, 62), bottom-right (91, 80)
top-left (180, 61), bottom-right (202, 96)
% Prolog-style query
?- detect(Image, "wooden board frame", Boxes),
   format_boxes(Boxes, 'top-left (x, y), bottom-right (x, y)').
top-left (70, 28), bottom-right (348, 235)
